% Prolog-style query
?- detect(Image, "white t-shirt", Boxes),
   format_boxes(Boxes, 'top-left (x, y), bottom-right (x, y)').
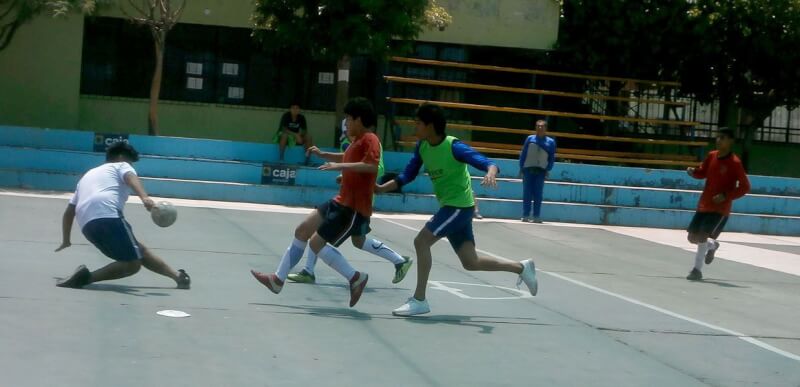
top-left (69, 162), bottom-right (138, 229)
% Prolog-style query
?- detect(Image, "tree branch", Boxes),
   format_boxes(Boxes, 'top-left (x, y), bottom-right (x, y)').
top-left (171, 0), bottom-right (186, 25)
top-left (125, 0), bottom-right (148, 18)
top-left (0, 20), bottom-right (21, 51)
top-left (159, 0), bottom-right (167, 20)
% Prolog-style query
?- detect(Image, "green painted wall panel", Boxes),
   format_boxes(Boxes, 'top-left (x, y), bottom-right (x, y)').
top-left (78, 96), bottom-right (337, 145)
top-left (748, 143), bottom-right (800, 178)
top-left (0, 15), bottom-right (84, 128)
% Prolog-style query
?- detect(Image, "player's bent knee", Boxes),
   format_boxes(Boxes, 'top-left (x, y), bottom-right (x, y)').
top-left (294, 224), bottom-right (314, 241)
top-left (124, 260), bottom-right (142, 275)
top-left (688, 233), bottom-right (708, 244)
top-left (308, 234), bottom-right (327, 253)
top-left (351, 237), bottom-right (365, 249)
top-left (413, 234), bottom-right (433, 249)
top-left (461, 261), bottom-right (479, 271)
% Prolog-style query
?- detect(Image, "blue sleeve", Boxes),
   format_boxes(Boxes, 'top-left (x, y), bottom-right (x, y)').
top-left (519, 136), bottom-right (531, 168)
top-left (452, 140), bottom-right (498, 173)
top-left (395, 142), bottom-right (424, 187)
top-left (547, 138), bottom-right (556, 171)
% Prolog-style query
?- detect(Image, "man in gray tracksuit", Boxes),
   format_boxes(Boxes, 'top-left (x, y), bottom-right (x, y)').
top-left (518, 120), bottom-right (556, 223)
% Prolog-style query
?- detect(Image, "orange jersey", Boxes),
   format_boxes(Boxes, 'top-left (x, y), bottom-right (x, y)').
top-left (334, 132), bottom-right (381, 217)
top-left (691, 150), bottom-right (751, 215)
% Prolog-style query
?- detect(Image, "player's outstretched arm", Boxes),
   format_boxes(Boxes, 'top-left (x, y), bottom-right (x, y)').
top-left (376, 179), bottom-right (399, 194)
top-left (320, 162), bottom-right (378, 173)
top-left (124, 172), bottom-right (155, 211)
top-left (688, 153), bottom-right (711, 179)
top-left (482, 165), bottom-right (499, 188)
top-left (55, 204), bottom-right (76, 252)
top-left (452, 140), bottom-right (499, 188)
top-left (306, 146), bottom-right (344, 163)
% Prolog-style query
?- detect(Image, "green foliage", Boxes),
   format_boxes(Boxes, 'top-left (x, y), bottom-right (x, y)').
top-left (556, 0), bottom-right (694, 81)
top-left (1, 0), bottom-right (100, 50)
top-left (557, 0), bottom-right (800, 114)
top-left (251, 0), bottom-right (431, 62)
top-left (681, 0), bottom-right (800, 113)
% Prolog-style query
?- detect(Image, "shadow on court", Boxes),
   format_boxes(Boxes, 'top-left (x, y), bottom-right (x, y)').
top-left (50, 278), bottom-right (175, 297)
top-left (249, 302), bottom-right (555, 334)
top-left (249, 302), bottom-right (374, 320)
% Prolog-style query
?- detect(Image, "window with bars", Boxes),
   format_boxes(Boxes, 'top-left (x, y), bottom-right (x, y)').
top-left (79, 17), bottom-right (377, 111)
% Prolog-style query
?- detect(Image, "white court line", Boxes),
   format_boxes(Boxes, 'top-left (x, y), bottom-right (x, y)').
top-left (429, 280), bottom-right (532, 300)
top-left (378, 218), bottom-right (800, 363)
top-left (3, 189), bottom-right (800, 360)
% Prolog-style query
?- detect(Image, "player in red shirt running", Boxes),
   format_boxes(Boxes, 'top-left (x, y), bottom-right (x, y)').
top-left (250, 98), bottom-right (383, 307)
top-left (685, 127), bottom-right (751, 281)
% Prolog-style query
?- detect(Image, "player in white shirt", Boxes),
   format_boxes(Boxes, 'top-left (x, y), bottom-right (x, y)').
top-left (55, 142), bottom-right (191, 289)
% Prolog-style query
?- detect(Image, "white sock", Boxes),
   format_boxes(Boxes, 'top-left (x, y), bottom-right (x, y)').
top-left (361, 238), bottom-right (405, 265)
top-left (276, 238), bottom-right (307, 281)
top-left (694, 242), bottom-right (708, 271)
top-left (317, 245), bottom-right (356, 281)
top-left (303, 249), bottom-right (318, 274)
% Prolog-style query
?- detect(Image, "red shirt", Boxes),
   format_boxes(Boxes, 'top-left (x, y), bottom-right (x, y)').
top-left (334, 132), bottom-right (381, 217)
top-left (691, 150), bottom-right (751, 215)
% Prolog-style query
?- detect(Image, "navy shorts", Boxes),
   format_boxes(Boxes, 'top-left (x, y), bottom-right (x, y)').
top-left (316, 200), bottom-right (371, 247)
top-left (425, 206), bottom-right (475, 250)
top-left (82, 217), bottom-right (142, 262)
top-left (687, 212), bottom-right (728, 239)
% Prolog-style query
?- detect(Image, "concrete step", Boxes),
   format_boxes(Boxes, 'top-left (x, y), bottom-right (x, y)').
top-left (1, 168), bottom-right (798, 236)
top-left (3, 125), bottom-right (799, 196)
top-left (3, 146), bottom-right (797, 216)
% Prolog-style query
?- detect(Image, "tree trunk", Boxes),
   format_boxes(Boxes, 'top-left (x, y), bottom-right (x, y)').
top-left (334, 55), bottom-right (351, 135)
top-left (148, 33), bottom-right (165, 136)
top-left (739, 108), bottom-right (772, 172)
top-left (717, 94), bottom-right (739, 129)
top-left (741, 124), bottom-right (755, 172)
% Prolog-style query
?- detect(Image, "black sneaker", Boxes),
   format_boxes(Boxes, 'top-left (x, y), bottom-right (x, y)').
top-left (705, 241), bottom-right (719, 265)
top-left (176, 269), bottom-right (191, 289)
top-left (57, 265), bottom-right (91, 288)
top-left (686, 268), bottom-right (703, 281)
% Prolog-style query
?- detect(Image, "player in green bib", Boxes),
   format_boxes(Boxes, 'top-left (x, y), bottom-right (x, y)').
top-left (376, 103), bottom-right (539, 316)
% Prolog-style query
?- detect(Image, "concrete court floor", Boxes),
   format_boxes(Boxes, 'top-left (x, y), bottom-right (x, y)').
top-left (1, 191), bottom-right (799, 387)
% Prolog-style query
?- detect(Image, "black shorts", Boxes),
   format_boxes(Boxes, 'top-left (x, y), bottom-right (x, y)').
top-left (687, 212), bottom-right (728, 239)
top-left (316, 200), bottom-right (371, 247)
top-left (82, 217), bottom-right (142, 262)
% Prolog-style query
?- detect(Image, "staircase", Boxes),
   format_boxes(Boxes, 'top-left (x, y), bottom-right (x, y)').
top-left (1, 126), bottom-right (798, 235)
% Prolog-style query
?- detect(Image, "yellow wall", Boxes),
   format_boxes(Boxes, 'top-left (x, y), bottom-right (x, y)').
top-left (99, 0), bottom-right (560, 50)
top-left (419, 0), bottom-right (559, 50)
top-left (0, 0), bottom-right (531, 146)
top-left (97, 0), bottom-right (253, 28)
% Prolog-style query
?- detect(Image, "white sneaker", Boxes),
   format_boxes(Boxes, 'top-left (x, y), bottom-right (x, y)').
top-left (517, 259), bottom-right (538, 296)
top-left (392, 297), bottom-right (430, 316)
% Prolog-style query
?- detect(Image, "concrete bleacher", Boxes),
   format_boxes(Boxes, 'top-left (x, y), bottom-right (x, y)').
top-left (1, 126), bottom-right (798, 235)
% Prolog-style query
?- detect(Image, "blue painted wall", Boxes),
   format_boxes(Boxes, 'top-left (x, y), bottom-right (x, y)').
top-left (2, 125), bottom-right (799, 235)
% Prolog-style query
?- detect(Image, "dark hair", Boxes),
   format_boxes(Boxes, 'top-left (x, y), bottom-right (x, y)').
top-left (416, 103), bottom-right (447, 135)
top-left (718, 127), bottom-right (735, 140)
top-left (344, 97), bottom-right (377, 128)
top-left (106, 141), bottom-right (139, 162)
top-left (290, 99), bottom-right (301, 108)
